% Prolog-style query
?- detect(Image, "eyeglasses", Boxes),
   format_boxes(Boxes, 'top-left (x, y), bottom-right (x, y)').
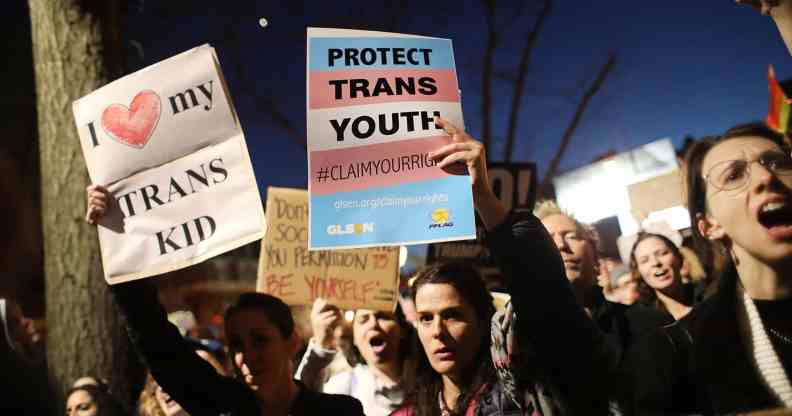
top-left (703, 151), bottom-right (792, 191)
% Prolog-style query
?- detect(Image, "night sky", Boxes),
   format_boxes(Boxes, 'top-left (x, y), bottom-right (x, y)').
top-left (15, 1), bottom-right (792, 196)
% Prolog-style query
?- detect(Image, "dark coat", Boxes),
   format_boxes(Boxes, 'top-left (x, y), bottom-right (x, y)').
top-left (630, 275), bottom-right (781, 415)
top-left (112, 281), bottom-right (364, 416)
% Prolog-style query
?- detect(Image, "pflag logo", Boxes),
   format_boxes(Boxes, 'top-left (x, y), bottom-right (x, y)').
top-left (429, 208), bottom-right (454, 229)
top-left (327, 223), bottom-right (375, 235)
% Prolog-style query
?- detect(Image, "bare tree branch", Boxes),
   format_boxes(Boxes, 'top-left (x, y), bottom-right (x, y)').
top-left (480, 0), bottom-right (497, 158)
top-left (538, 53), bottom-right (617, 199)
top-left (504, 0), bottom-right (552, 162)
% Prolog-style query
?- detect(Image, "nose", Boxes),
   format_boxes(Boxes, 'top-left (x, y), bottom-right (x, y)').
top-left (429, 317), bottom-right (446, 339)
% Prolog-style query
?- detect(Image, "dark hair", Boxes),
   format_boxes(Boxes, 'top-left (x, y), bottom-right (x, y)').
top-left (405, 262), bottom-right (496, 416)
top-left (66, 384), bottom-right (128, 416)
top-left (348, 303), bottom-right (413, 368)
top-left (684, 122), bottom-right (786, 277)
top-left (224, 292), bottom-right (295, 339)
top-left (629, 233), bottom-right (685, 308)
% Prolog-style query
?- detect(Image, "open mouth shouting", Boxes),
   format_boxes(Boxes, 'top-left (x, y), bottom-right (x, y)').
top-left (757, 198), bottom-right (792, 240)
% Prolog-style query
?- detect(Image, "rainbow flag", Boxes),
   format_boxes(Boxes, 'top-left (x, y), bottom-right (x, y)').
top-left (767, 65), bottom-right (791, 134)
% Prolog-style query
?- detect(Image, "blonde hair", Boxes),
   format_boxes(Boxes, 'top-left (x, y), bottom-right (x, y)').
top-left (533, 199), bottom-right (600, 252)
top-left (137, 373), bottom-right (166, 416)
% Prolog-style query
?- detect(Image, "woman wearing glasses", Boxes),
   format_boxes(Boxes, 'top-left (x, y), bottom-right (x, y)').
top-left (632, 123), bottom-right (792, 414)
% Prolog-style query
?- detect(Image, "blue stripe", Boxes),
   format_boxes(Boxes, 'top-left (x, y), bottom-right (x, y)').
top-left (309, 37), bottom-right (455, 71)
top-left (310, 176), bottom-right (475, 249)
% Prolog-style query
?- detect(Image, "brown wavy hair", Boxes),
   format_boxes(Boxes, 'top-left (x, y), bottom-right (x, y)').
top-left (403, 262), bottom-right (496, 416)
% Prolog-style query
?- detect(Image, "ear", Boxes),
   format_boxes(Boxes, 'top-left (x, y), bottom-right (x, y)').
top-left (697, 212), bottom-right (725, 241)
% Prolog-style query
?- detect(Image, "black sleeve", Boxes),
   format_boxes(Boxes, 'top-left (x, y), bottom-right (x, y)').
top-left (628, 324), bottom-right (697, 416)
top-left (486, 215), bottom-right (616, 412)
top-left (112, 279), bottom-right (259, 415)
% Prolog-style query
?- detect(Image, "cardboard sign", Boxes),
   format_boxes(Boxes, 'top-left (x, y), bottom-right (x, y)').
top-left (427, 163), bottom-right (536, 285)
top-left (306, 27), bottom-right (476, 250)
top-left (73, 44), bottom-right (264, 284)
top-left (258, 187), bottom-right (399, 311)
top-left (627, 169), bottom-right (683, 221)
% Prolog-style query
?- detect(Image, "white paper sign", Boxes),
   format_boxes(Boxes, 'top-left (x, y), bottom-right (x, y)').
top-left (72, 44), bottom-right (264, 284)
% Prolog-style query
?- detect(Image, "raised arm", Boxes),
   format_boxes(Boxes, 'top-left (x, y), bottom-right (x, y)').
top-left (429, 121), bottom-right (613, 412)
top-left (294, 298), bottom-right (342, 390)
top-left (85, 186), bottom-right (257, 414)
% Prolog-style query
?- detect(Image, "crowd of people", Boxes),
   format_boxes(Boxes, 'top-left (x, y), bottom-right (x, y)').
top-left (5, 1), bottom-right (792, 415)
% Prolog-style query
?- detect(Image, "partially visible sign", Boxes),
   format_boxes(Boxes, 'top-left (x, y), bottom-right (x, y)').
top-left (258, 187), bottom-right (399, 311)
top-left (627, 169), bottom-right (684, 221)
top-left (427, 163), bottom-right (536, 285)
top-left (72, 44), bottom-right (264, 284)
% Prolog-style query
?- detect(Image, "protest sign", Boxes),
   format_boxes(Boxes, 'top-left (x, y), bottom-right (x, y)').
top-left (72, 44), bottom-right (264, 284)
top-left (306, 27), bottom-right (476, 250)
top-left (258, 187), bottom-right (400, 311)
top-left (427, 163), bottom-right (536, 286)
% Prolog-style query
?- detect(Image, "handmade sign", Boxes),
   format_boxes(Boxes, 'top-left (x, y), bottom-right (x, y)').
top-left (306, 27), bottom-right (476, 250)
top-left (73, 44), bottom-right (264, 284)
top-left (258, 187), bottom-right (399, 311)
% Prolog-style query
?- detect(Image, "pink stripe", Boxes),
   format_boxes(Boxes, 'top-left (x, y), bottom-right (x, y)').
top-left (309, 69), bottom-right (460, 109)
top-left (310, 136), bottom-right (460, 195)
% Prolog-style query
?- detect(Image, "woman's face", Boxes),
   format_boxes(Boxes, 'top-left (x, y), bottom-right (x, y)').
top-left (352, 309), bottom-right (402, 367)
top-left (415, 283), bottom-right (482, 382)
top-left (634, 237), bottom-right (682, 292)
top-left (701, 137), bottom-right (792, 265)
top-left (226, 308), bottom-right (298, 401)
top-left (65, 390), bottom-right (96, 416)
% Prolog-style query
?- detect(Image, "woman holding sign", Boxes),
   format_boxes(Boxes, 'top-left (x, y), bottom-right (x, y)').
top-left (387, 119), bottom-right (617, 415)
top-left (85, 186), bottom-right (365, 416)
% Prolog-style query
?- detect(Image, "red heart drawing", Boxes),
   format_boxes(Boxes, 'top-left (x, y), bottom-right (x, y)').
top-left (101, 90), bottom-right (161, 149)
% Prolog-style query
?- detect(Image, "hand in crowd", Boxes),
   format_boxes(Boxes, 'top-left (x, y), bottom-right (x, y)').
top-left (310, 298), bottom-right (341, 349)
top-left (596, 261), bottom-right (617, 303)
top-left (428, 117), bottom-right (490, 193)
top-left (428, 117), bottom-right (509, 229)
top-left (85, 184), bottom-right (110, 225)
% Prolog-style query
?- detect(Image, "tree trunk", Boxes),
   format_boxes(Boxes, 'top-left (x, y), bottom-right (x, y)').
top-left (28, 0), bottom-right (138, 409)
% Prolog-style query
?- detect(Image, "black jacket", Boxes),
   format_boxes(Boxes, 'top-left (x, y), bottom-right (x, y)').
top-left (486, 215), bottom-right (673, 415)
top-left (112, 280), bottom-right (364, 416)
top-left (630, 275), bottom-right (780, 415)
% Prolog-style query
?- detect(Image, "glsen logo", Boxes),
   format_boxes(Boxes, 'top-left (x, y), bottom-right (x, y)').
top-left (429, 208), bottom-right (454, 229)
top-left (327, 223), bottom-right (375, 235)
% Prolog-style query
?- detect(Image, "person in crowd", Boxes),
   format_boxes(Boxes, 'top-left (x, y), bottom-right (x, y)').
top-left (629, 232), bottom-right (695, 320)
top-left (389, 116), bottom-right (652, 414)
top-left (87, 184), bottom-right (365, 416)
top-left (531, 200), bottom-right (673, 338)
top-left (295, 297), bottom-right (411, 416)
top-left (632, 122), bottom-right (792, 413)
top-left (66, 383), bottom-right (129, 416)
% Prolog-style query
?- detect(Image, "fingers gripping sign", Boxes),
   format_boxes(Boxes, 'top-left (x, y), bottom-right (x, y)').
top-left (737, 0), bottom-right (782, 15)
top-left (428, 117), bottom-right (489, 191)
top-left (85, 184), bottom-right (110, 225)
